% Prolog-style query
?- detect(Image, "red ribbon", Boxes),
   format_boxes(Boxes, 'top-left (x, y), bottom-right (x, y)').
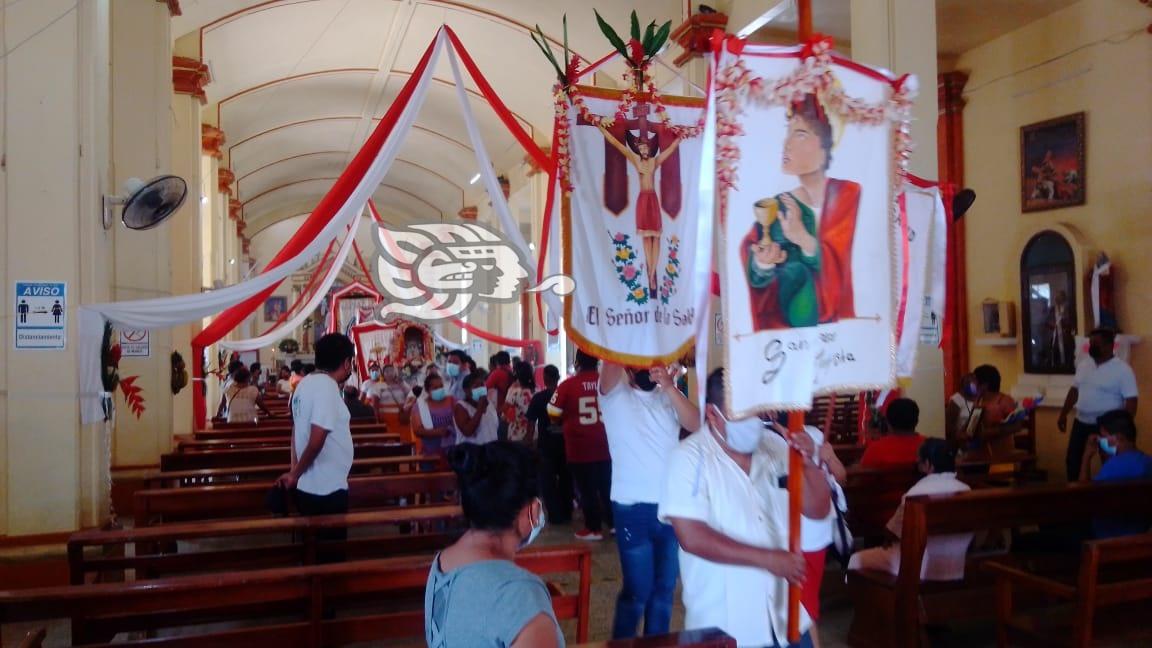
top-left (190, 28), bottom-right (443, 429)
top-left (443, 26), bottom-right (553, 175)
top-left (894, 192), bottom-right (910, 346)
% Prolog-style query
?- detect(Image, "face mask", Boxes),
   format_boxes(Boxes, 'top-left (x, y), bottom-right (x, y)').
top-left (1098, 436), bottom-right (1118, 456)
top-left (962, 382), bottom-right (978, 398)
top-left (472, 386), bottom-right (487, 401)
top-left (369, 370), bottom-right (380, 380)
top-left (430, 387), bottom-right (447, 401)
top-left (713, 405), bottom-right (763, 453)
top-left (446, 363), bottom-right (461, 378)
top-left (520, 499), bottom-right (546, 549)
top-left (633, 370), bottom-right (657, 392)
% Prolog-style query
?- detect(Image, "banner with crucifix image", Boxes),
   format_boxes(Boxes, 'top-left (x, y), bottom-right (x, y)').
top-left (714, 39), bottom-right (917, 416)
top-left (559, 86), bottom-right (707, 363)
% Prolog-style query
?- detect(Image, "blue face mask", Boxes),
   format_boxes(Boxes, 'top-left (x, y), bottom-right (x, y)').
top-left (369, 370), bottom-right (380, 380)
top-left (445, 363), bottom-right (461, 378)
top-left (430, 387), bottom-right (447, 401)
top-left (1098, 436), bottom-right (1118, 456)
top-left (472, 386), bottom-right (487, 401)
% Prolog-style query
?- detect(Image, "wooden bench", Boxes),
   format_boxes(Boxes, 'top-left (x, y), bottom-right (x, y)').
top-left (988, 532), bottom-right (1152, 647)
top-left (134, 471), bottom-right (458, 525)
top-left (68, 504), bottom-right (464, 584)
top-left (846, 479), bottom-right (1152, 647)
top-left (0, 545), bottom-right (592, 646)
top-left (194, 422), bottom-right (389, 440)
top-left (573, 628), bottom-right (736, 647)
top-left (175, 433), bottom-right (399, 452)
top-left (159, 442), bottom-right (413, 471)
top-left (142, 454), bottom-right (443, 488)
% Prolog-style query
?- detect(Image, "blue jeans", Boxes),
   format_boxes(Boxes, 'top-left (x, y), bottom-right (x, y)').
top-left (610, 501), bottom-right (679, 638)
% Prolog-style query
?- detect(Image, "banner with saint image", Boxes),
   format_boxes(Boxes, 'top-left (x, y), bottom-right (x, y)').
top-left (559, 86), bottom-right (707, 363)
top-left (714, 39), bottom-right (916, 416)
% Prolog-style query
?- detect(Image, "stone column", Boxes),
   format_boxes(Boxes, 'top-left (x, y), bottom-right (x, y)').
top-left (1, 0), bottom-right (115, 535)
top-left (851, 0), bottom-right (944, 432)
top-left (169, 55), bottom-right (210, 436)
top-left (108, 0), bottom-right (175, 467)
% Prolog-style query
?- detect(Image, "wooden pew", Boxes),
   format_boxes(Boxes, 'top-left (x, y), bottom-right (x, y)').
top-left (142, 455), bottom-right (444, 488)
top-left (175, 433), bottom-right (399, 452)
top-left (846, 479), bottom-right (1152, 647)
top-left (194, 421), bottom-right (388, 440)
top-left (573, 628), bottom-right (736, 647)
top-left (0, 545), bottom-right (593, 646)
top-left (159, 442), bottom-right (412, 471)
top-left (68, 504), bottom-right (464, 584)
top-left (988, 532), bottom-right (1152, 647)
top-left (134, 471), bottom-right (458, 525)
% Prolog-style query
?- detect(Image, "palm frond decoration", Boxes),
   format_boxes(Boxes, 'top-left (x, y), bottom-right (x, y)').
top-left (594, 10), bottom-right (673, 69)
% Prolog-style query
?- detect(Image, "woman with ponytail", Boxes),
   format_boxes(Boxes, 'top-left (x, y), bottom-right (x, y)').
top-left (425, 441), bottom-right (563, 647)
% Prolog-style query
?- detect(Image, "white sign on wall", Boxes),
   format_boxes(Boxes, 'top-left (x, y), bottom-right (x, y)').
top-left (119, 329), bottom-right (151, 357)
top-left (14, 281), bottom-right (67, 350)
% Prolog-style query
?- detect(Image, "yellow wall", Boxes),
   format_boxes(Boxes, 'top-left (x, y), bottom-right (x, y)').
top-left (959, 0), bottom-right (1152, 479)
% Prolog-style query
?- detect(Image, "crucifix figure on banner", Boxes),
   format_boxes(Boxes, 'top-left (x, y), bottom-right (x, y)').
top-left (595, 99), bottom-right (684, 294)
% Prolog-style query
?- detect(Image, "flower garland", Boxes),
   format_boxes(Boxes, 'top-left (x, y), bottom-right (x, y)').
top-left (713, 37), bottom-right (917, 217)
top-left (553, 61), bottom-right (708, 194)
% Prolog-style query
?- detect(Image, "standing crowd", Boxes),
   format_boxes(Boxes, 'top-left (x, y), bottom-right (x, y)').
top-left (224, 326), bottom-right (1148, 648)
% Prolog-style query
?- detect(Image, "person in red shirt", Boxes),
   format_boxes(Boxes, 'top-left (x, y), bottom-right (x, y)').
top-left (548, 349), bottom-right (613, 541)
top-left (860, 398), bottom-right (926, 468)
top-left (486, 351), bottom-right (514, 441)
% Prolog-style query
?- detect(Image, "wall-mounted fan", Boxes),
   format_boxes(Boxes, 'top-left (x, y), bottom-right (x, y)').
top-left (102, 175), bottom-right (188, 230)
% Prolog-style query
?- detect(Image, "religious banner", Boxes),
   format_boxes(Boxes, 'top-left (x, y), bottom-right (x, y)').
top-left (896, 178), bottom-right (948, 376)
top-left (560, 85), bottom-right (707, 364)
top-left (714, 38), bottom-right (916, 415)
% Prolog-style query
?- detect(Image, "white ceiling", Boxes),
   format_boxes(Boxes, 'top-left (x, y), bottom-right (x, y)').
top-left (170, 0), bottom-right (1076, 258)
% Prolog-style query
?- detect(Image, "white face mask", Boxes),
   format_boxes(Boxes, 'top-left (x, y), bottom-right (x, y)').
top-left (520, 499), bottom-right (546, 549)
top-left (713, 405), bottom-right (763, 453)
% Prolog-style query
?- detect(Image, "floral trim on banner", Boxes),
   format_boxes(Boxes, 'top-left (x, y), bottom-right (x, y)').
top-left (713, 36), bottom-right (917, 217)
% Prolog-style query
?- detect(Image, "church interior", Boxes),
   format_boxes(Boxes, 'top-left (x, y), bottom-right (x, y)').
top-left (1, 0), bottom-right (1151, 646)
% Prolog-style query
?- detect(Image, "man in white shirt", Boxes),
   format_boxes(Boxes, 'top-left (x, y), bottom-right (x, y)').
top-left (659, 368), bottom-right (830, 648)
top-left (1058, 328), bottom-right (1139, 480)
top-left (276, 333), bottom-right (356, 562)
top-left (600, 361), bottom-right (700, 639)
top-left (847, 438), bottom-right (973, 580)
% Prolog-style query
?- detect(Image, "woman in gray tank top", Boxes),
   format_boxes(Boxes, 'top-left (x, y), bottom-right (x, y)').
top-left (425, 441), bottom-right (563, 647)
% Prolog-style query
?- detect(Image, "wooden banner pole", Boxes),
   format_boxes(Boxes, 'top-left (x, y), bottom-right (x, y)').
top-left (788, 6), bottom-right (812, 646)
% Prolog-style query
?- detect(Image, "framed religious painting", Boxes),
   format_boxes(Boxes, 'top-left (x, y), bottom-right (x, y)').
top-left (1020, 112), bottom-right (1085, 213)
top-left (263, 296), bottom-right (287, 322)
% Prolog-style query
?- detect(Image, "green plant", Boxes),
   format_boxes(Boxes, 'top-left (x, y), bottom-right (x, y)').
top-left (530, 15), bottom-right (575, 86)
top-left (594, 10), bottom-right (672, 75)
top-left (278, 338), bottom-right (300, 354)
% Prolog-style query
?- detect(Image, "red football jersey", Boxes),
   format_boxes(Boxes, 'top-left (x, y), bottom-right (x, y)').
top-left (548, 369), bottom-right (610, 463)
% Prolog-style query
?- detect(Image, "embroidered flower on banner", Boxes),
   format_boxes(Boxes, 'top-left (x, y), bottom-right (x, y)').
top-left (609, 231), bottom-right (649, 306)
top-left (659, 235), bottom-right (682, 304)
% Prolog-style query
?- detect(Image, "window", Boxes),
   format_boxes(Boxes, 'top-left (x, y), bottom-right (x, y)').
top-left (1020, 231), bottom-right (1077, 374)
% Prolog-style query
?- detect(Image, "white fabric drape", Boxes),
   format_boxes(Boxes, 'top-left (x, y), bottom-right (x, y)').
top-left (78, 30), bottom-right (447, 423)
top-left (896, 182), bottom-right (948, 377)
top-left (432, 326), bottom-right (468, 351)
top-left (444, 44), bottom-right (565, 325)
top-left (220, 218), bottom-right (361, 352)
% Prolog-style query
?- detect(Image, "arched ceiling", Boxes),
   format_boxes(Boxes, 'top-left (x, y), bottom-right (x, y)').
top-left (173, 0), bottom-right (693, 239)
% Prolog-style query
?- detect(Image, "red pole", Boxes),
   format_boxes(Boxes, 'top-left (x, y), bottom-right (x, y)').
top-left (789, 4), bottom-right (812, 643)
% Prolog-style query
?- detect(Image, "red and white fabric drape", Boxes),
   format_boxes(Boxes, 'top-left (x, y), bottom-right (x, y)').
top-left (78, 29), bottom-right (448, 425)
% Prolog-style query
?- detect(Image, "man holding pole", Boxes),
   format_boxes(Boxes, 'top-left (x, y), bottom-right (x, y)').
top-left (659, 368), bottom-right (830, 647)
